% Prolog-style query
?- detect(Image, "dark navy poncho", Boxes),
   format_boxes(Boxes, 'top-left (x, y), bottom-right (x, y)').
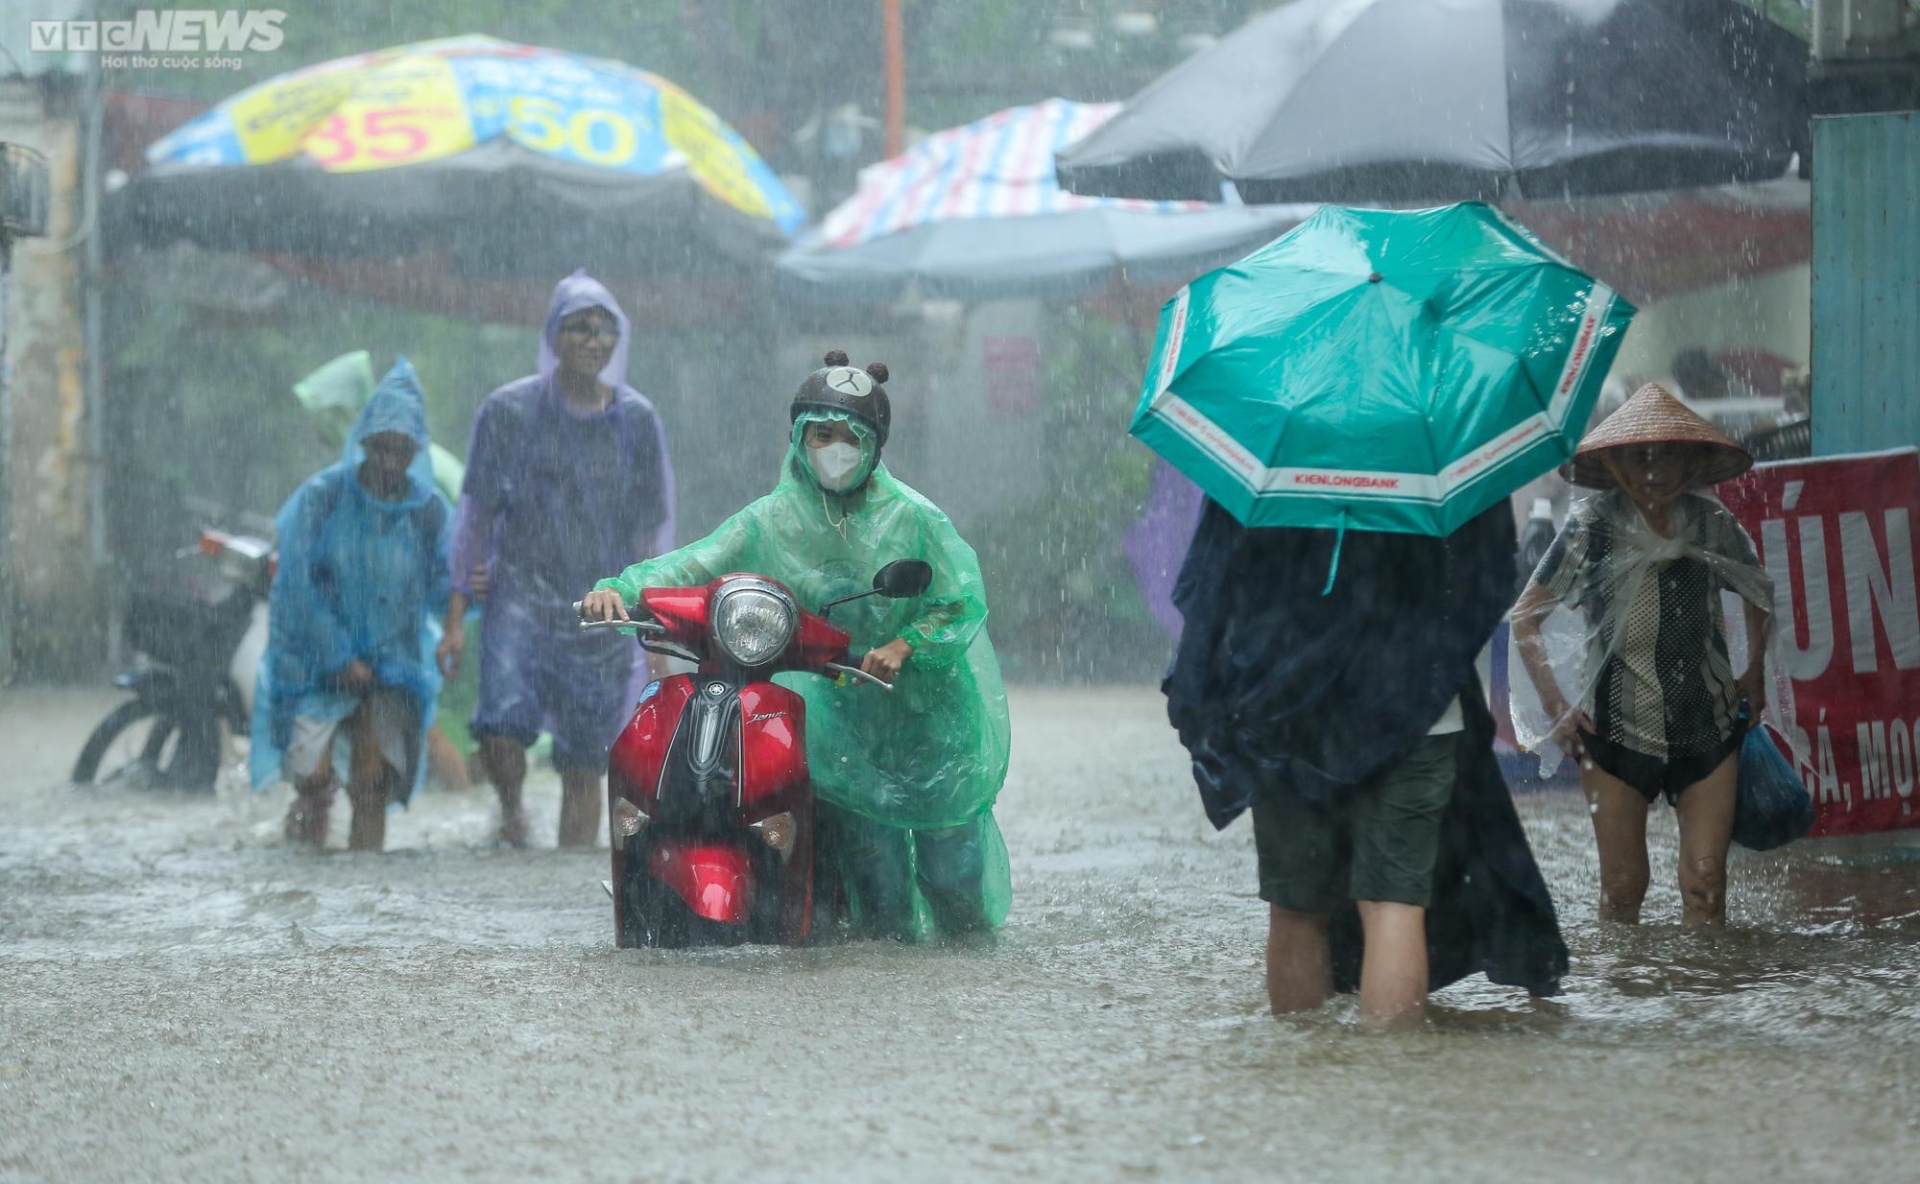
top-left (1165, 500), bottom-right (1567, 997)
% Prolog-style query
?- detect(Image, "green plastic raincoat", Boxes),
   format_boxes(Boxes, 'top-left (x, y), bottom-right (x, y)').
top-left (596, 413), bottom-right (1011, 933)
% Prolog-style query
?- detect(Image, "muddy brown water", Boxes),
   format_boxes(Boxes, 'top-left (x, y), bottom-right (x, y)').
top-left (2, 687), bottom-right (1915, 1182)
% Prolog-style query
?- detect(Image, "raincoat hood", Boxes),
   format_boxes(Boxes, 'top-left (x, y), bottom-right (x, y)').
top-left (346, 358), bottom-right (439, 509)
top-left (294, 352), bottom-right (467, 504)
top-left (790, 411), bottom-right (879, 496)
top-left (537, 268), bottom-right (631, 389)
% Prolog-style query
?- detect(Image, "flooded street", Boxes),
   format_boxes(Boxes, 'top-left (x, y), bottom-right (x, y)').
top-left (2, 685), bottom-right (1916, 1182)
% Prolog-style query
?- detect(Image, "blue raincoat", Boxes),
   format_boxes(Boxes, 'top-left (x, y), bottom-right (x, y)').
top-left (250, 359), bottom-right (453, 798)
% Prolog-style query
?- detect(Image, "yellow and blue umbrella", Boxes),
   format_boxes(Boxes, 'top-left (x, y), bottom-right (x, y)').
top-left (122, 36), bottom-right (803, 274)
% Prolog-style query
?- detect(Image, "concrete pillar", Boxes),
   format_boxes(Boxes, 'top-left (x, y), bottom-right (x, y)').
top-left (0, 78), bottom-right (99, 679)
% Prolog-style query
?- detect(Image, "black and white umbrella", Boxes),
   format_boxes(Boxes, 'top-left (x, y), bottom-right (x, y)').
top-left (1055, 0), bottom-right (1809, 204)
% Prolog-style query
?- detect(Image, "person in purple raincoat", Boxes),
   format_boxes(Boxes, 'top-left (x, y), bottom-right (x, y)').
top-left (437, 271), bottom-right (675, 847)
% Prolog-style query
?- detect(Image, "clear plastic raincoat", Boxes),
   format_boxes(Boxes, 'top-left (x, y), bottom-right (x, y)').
top-left (1509, 489), bottom-right (1793, 777)
top-left (596, 413), bottom-right (1012, 932)
top-left (250, 359), bottom-right (453, 798)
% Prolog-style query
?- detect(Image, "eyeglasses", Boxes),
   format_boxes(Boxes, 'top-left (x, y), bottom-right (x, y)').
top-left (560, 320), bottom-right (619, 343)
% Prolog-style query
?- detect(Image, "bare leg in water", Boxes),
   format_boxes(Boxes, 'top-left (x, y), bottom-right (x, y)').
top-left (480, 735), bottom-right (603, 847)
top-left (286, 765), bottom-right (334, 847)
top-left (1673, 754), bottom-right (1737, 926)
top-left (1582, 763), bottom-right (1652, 923)
top-left (1265, 902), bottom-right (1430, 1030)
top-left (1355, 900), bottom-right (1428, 1031)
top-left (480, 734), bottom-right (530, 845)
top-left (1265, 906), bottom-right (1332, 1016)
top-left (344, 703), bottom-right (394, 853)
top-left (557, 770), bottom-right (603, 848)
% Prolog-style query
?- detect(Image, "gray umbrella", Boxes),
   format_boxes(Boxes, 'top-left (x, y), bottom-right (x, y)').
top-left (776, 202), bottom-right (1304, 304)
top-left (777, 98), bottom-right (1307, 304)
top-left (1055, 0), bottom-right (1810, 204)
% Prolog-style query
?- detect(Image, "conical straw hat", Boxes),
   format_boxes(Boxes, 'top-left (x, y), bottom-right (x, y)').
top-left (1564, 382), bottom-right (1753, 490)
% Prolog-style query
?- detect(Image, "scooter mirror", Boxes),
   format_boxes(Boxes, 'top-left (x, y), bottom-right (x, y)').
top-left (872, 559), bottom-right (933, 599)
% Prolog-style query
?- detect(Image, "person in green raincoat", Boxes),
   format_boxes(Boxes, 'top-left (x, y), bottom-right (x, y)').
top-left (581, 351), bottom-right (1011, 939)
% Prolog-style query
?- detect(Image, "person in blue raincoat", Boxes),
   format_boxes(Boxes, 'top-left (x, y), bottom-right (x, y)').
top-left (251, 359), bottom-right (453, 852)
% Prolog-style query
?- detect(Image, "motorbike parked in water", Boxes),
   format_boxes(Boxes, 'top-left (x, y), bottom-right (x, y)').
top-left (72, 529), bottom-right (275, 791)
top-left (579, 559), bottom-right (933, 948)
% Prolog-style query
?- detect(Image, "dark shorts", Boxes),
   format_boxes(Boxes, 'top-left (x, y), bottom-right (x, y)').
top-left (471, 595), bottom-right (637, 772)
top-left (1581, 728), bottom-right (1742, 806)
top-left (1253, 734), bottom-right (1457, 912)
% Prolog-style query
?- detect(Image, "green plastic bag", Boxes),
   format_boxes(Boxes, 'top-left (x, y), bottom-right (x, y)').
top-left (599, 414), bottom-right (1012, 933)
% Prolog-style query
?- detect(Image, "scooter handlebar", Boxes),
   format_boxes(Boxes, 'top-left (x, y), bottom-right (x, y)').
top-left (823, 661), bottom-right (895, 692)
top-left (568, 598), bottom-right (886, 690)
top-left (573, 600), bottom-right (663, 633)
top-left (577, 618), bottom-right (665, 634)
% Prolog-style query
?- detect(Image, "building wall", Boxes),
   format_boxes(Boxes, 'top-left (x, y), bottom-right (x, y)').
top-left (0, 78), bottom-right (100, 678)
top-left (1609, 264), bottom-right (1812, 384)
top-left (913, 299), bottom-right (1048, 529)
top-left (1811, 111), bottom-right (1920, 457)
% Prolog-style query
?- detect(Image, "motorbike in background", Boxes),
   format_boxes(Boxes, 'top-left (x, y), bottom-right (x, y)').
top-left (581, 558), bottom-right (932, 948)
top-left (72, 528), bottom-right (274, 791)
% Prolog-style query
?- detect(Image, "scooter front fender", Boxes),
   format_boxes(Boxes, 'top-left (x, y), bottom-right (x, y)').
top-left (648, 841), bottom-right (753, 925)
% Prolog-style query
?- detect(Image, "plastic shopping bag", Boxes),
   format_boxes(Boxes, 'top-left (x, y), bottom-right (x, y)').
top-left (1732, 723), bottom-right (1815, 852)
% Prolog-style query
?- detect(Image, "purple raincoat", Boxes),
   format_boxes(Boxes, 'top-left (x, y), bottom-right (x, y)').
top-left (453, 271), bottom-right (676, 769)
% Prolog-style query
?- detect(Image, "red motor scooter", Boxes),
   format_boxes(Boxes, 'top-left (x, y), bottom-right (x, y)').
top-left (580, 559), bottom-right (933, 948)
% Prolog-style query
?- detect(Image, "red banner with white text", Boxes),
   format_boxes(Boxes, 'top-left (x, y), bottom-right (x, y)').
top-left (1720, 449), bottom-right (1920, 836)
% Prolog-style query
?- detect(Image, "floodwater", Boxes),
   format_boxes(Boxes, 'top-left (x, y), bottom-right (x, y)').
top-left (2, 686), bottom-right (1916, 1182)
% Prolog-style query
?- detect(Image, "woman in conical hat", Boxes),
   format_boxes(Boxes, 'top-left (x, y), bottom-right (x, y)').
top-left (1510, 383), bottom-right (1778, 926)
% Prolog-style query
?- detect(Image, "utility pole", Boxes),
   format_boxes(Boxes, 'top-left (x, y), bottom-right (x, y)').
top-left (882, 0), bottom-right (905, 157)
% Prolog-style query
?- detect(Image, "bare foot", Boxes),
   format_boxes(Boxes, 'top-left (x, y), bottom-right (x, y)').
top-left (496, 809), bottom-right (532, 849)
top-left (284, 792), bottom-right (332, 847)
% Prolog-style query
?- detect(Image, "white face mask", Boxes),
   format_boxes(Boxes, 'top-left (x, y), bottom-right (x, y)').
top-left (808, 441), bottom-right (865, 492)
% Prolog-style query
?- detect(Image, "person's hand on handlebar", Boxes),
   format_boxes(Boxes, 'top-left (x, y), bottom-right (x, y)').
top-left (579, 588), bottom-right (631, 623)
top-left (860, 639), bottom-right (913, 685)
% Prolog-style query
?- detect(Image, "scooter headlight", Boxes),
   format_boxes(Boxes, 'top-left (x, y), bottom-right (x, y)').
top-left (712, 579), bottom-right (797, 668)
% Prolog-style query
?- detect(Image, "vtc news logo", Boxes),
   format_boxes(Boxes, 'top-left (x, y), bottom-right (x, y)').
top-left (30, 10), bottom-right (286, 54)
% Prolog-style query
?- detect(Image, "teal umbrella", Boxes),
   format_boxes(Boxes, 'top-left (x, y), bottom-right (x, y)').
top-left (1132, 203), bottom-right (1635, 566)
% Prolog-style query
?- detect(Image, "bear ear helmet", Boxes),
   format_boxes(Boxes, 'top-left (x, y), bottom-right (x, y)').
top-left (791, 353), bottom-right (893, 450)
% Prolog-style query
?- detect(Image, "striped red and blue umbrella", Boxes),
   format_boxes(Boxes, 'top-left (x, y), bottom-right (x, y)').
top-left (778, 99), bottom-right (1305, 302)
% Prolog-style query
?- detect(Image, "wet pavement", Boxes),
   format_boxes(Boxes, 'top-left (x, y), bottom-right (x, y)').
top-left (2, 685), bottom-right (1916, 1182)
